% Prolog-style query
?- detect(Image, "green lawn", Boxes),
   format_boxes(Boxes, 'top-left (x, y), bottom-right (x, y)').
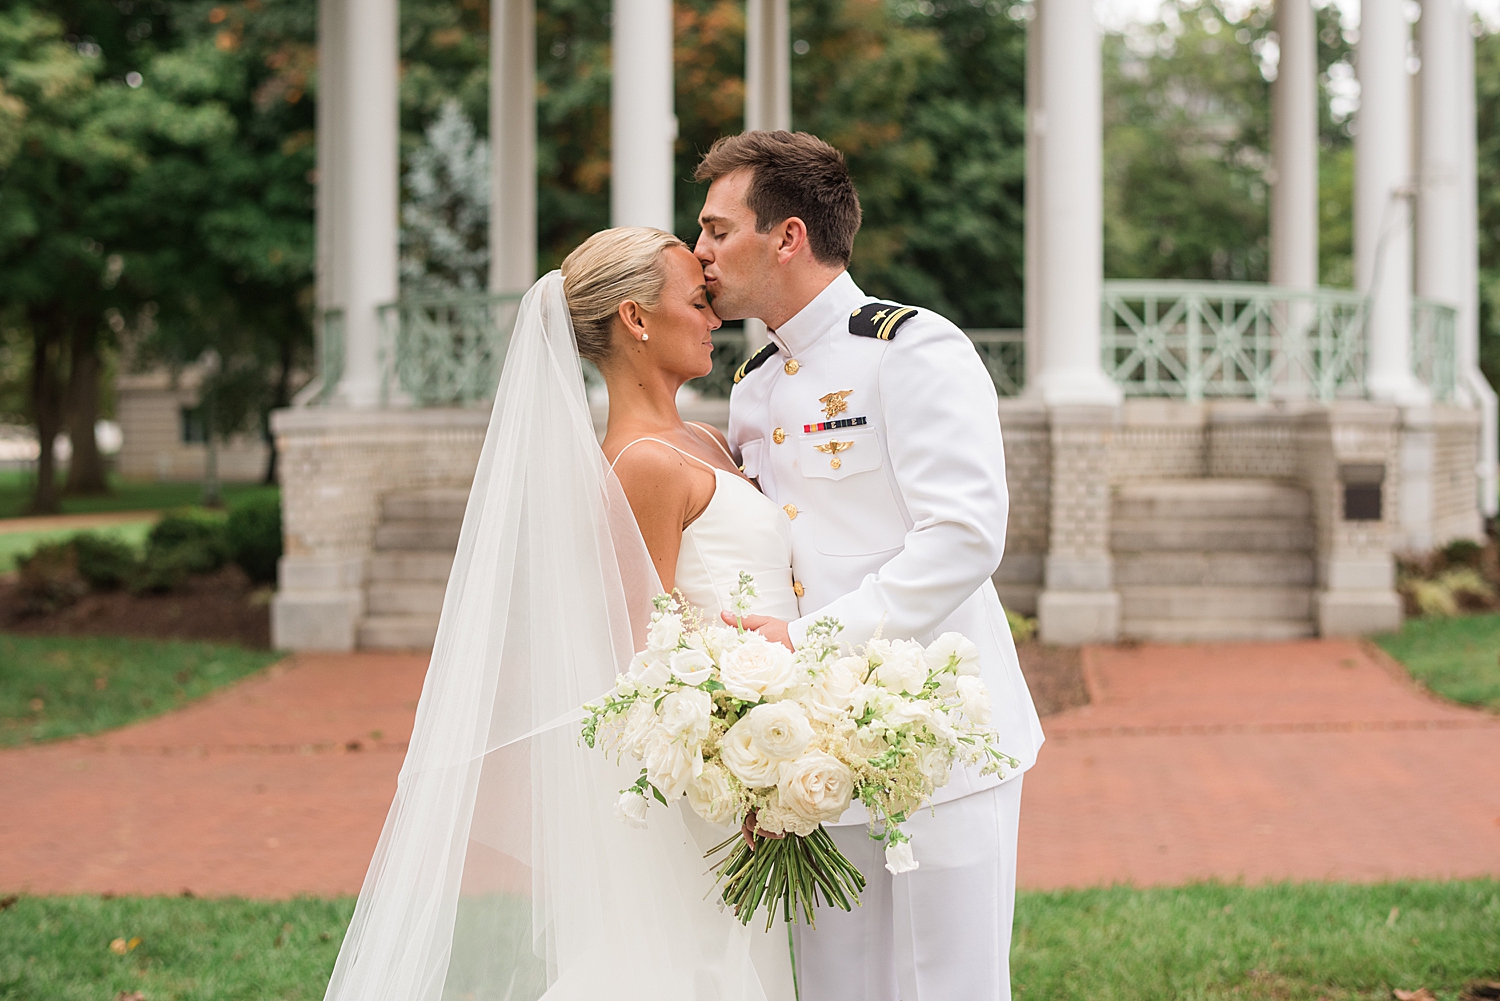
top-left (0, 882), bottom-right (1495, 1000)
top-left (0, 471), bottom-right (276, 520)
top-left (1375, 613), bottom-right (1500, 712)
top-left (0, 520), bottom-right (155, 574)
top-left (0, 634), bottom-right (284, 747)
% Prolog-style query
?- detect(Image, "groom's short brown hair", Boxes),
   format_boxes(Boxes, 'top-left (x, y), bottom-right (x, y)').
top-left (694, 131), bottom-right (862, 267)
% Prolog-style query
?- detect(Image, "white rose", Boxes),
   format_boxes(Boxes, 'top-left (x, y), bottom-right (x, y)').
top-left (619, 699), bottom-right (659, 756)
top-left (719, 702), bottom-right (813, 787)
top-left (643, 730), bottom-right (701, 800)
top-left (719, 634), bottom-right (798, 702)
top-left (702, 625), bottom-right (739, 661)
top-left (647, 613), bottom-right (684, 653)
top-left (919, 744), bottom-right (952, 788)
top-left (614, 790), bottom-right (650, 828)
top-left (807, 657), bottom-right (862, 719)
top-left (849, 726), bottom-right (889, 761)
top-left (686, 762), bottom-right (738, 826)
top-left (628, 651), bottom-right (672, 690)
top-left (658, 688), bottom-right (713, 744)
top-left (777, 751), bottom-right (854, 825)
top-left (884, 839), bottom-right (919, 874)
top-left (925, 632), bottom-right (981, 676)
top-left (850, 683), bottom-right (898, 720)
top-left (954, 676), bottom-right (992, 725)
top-left (884, 698), bottom-right (931, 728)
top-left (874, 640), bottom-right (928, 695)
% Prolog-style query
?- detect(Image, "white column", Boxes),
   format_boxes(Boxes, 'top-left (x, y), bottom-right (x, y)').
top-left (611, 0), bottom-right (675, 231)
top-left (1270, 0), bottom-right (1318, 290)
top-left (1356, 0), bottom-right (1428, 404)
top-left (335, 0), bottom-right (400, 408)
top-left (1023, 3), bottom-right (1044, 391)
top-left (1032, 0), bottom-right (1119, 405)
top-left (302, 0), bottom-right (346, 406)
top-left (741, 0), bottom-right (790, 351)
top-left (490, 0), bottom-right (536, 294)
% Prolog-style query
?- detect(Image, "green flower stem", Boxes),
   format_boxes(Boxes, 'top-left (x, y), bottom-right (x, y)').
top-left (707, 826), bottom-right (866, 932)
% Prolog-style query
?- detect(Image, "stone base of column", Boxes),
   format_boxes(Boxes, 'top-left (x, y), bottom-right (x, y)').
top-left (271, 555), bottom-right (366, 651)
top-left (1038, 589), bottom-right (1120, 644)
top-left (1316, 590), bottom-right (1402, 637)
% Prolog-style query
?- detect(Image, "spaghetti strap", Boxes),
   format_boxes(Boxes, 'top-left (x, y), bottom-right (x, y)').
top-left (609, 437), bottom-right (720, 474)
top-left (687, 422), bottom-right (738, 466)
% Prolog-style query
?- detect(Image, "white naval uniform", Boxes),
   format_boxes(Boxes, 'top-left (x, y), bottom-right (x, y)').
top-left (726, 271), bottom-right (1045, 1001)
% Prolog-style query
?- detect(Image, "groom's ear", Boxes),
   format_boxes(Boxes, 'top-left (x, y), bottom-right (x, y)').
top-left (774, 217), bottom-right (811, 264)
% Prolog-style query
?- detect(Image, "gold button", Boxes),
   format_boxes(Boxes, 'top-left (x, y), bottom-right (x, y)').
top-left (830, 457), bottom-right (841, 470)
top-left (793, 581), bottom-right (805, 598)
top-left (784, 359), bottom-right (800, 375)
top-left (773, 427), bottom-right (786, 444)
top-left (783, 503), bottom-right (798, 520)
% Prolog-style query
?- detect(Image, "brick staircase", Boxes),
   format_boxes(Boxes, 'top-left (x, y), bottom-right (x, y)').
top-left (1112, 479), bottom-right (1317, 641)
top-left (357, 488), bottom-right (465, 650)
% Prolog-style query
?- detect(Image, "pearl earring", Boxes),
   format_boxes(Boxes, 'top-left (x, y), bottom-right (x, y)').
top-left (641, 334), bottom-right (649, 342)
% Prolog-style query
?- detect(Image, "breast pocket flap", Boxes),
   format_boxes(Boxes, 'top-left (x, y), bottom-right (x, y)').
top-left (798, 429), bottom-right (881, 481)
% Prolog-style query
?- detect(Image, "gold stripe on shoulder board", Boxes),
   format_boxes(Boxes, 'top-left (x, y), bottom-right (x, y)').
top-left (877, 307), bottom-right (916, 340)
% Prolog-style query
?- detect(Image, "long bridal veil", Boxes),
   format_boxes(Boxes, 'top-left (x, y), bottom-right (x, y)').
top-left (324, 272), bottom-right (777, 1001)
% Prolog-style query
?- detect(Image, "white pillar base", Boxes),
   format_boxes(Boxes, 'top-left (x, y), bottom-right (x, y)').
top-left (1035, 367), bottom-right (1123, 407)
top-left (1316, 590), bottom-right (1402, 637)
top-left (271, 555), bottom-right (366, 651)
top-left (1038, 589), bottom-right (1120, 645)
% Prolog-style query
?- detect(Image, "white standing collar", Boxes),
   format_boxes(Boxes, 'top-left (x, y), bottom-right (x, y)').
top-left (768, 271), bottom-right (867, 358)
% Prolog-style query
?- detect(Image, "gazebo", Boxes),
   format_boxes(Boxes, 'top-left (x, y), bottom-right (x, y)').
top-left (270, 0), bottom-right (1497, 649)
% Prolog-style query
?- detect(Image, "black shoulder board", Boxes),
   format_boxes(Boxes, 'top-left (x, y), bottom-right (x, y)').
top-left (733, 342), bottom-right (780, 384)
top-left (849, 302), bottom-right (918, 341)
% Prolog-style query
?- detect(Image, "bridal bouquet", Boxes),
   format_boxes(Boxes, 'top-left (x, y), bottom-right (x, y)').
top-left (581, 573), bottom-right (1017, 931)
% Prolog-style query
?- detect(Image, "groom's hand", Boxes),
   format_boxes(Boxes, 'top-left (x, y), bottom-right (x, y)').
top-left (721, 612), bottom-right (794, 651)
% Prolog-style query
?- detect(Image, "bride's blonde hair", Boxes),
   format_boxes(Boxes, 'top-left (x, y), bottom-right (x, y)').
top-left (561, 227), bottom-right (688, 364)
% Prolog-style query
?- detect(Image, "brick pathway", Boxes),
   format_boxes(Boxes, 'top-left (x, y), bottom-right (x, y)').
top-left (2, 640), bottom-right (1497, 898)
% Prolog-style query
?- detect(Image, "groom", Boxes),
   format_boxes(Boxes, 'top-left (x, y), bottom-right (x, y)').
top-left (694, 131), bottom-right (1045, 1001)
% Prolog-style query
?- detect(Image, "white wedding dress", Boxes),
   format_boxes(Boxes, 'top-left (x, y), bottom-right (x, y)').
top-left (325, 273), bottom-right (800, 1001)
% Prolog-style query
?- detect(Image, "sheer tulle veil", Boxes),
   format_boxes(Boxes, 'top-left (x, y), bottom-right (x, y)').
top-left (324, 272), bottom-right (777, 1001)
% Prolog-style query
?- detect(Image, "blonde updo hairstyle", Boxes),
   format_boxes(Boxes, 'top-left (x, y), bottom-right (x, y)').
top-left (560, 227), bottom-right (689, 365)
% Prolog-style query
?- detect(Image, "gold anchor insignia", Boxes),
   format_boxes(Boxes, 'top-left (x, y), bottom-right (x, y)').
top-left (813, 439), bottom-right (853, 469)
top-left (818, 389), bottom-right (854, 420)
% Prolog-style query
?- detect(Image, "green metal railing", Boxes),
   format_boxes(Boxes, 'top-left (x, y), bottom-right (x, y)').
top-left (309, 283), bottom-right (1456, 407)
top-left (375, 293), bottom-right (522, 406)
top-left (1101, 281), bottom-right (1370, 403)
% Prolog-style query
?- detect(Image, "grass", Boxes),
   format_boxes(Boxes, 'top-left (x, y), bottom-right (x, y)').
top-left (0, 471), bottom-right (276, 521)
top-left (0, 520), bottom-right (155, 574)
top-left (0, 634), bottom-right (284, 748)
top-left (1375, 613), bottom-right (1500, 712)
top-left (0, 882), bottom-right (1495, 1000)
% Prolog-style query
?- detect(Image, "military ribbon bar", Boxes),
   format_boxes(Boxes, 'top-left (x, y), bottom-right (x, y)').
top-left (802, 416), bottom-right (868, 433)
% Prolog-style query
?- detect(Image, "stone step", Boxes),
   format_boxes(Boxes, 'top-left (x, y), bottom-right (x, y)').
top-left (373, 521), bottom-right (463, 551)
top-left (366, 582), bottom-right (446, 616)
top-left (1113, 479), bottom-right (1312, 521)
top-left (1112, 518), bottom-right (1315, 553)
top-left (1114, 551), bottom-right (1316, 587)
top-left (1119, 586), bottom-right (1314, 621)
top-left (382, 488), bottom-right (469, 524)
top-left (1121, 617), bottom-right (1317, 642)
top-left (358, 614), bottom-right (440, 650)
top-left (368, 550), bottom-right (455, 584)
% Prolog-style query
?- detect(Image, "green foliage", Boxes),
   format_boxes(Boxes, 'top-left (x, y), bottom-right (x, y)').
top-left (134, 508), bottom-right (230, 591)
top-left (0, 895), bottom-right (351, 1000)
top-left (0, 469), bottom-right (276, 520)
top-left (1376, 612), bottom-right (1500, 712)
top-left (227, 491), bottom-right (282, 584)
top-left (69, 530), bottom-right (141, 589)
top-left (1012, 880), bottom-right (1500, 999)
top-left (14, 540), bottom-right (89, 614)
top-left (1478, 30), bottom-right (1500, 392)
top-left (1006, 607), bottom-right (1037, 644)
top-left (0, 632), bottom-right (283, 746)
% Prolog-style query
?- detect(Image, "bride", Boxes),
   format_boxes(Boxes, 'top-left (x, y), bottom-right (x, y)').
top-left (324, 228), bottom-right (799, 1001)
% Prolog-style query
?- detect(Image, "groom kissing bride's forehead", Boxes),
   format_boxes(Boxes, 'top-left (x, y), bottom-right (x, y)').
top-left (690, 131), bottom-right (1044, 1001)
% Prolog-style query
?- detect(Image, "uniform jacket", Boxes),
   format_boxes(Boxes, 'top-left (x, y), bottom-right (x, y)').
top-left (727, 272), bottom-right (1045, 817)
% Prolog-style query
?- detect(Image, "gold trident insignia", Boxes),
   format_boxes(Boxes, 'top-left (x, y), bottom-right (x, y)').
top-left (813, 439), bottom-right (853, 469)
top-left (819, 389), bottom-right (854, 420)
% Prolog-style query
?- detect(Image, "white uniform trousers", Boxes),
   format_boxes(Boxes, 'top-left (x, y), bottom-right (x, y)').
top-left (793, 776), bottom-right (1023, 1001)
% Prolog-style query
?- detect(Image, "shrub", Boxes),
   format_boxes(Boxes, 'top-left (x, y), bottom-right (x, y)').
top-left (70, 532), bottom-right (141, 590)
top-left (15, 542), bottom-right (88, 614)
top-left (1441, 538), bottom-right (1484, 568)
top-left (132, 510), bottom-right (230, 593)
top-left (1007, 607), bottom-right (1038, 644)
top-left (227, 493), bottom-right (282, 585)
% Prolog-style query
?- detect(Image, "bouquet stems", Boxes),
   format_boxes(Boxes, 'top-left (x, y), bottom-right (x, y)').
top-left (707, 823), bottom-right (867, 931)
